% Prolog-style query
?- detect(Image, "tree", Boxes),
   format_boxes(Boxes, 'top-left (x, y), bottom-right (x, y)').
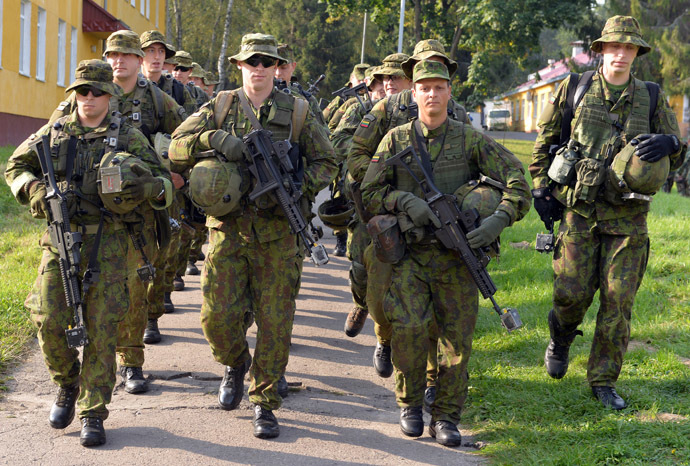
top-left (217, 0), bottom-right (235, 87)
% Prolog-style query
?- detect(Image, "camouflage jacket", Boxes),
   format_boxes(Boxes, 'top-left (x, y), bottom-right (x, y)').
top-left (5, 109), bottom-right (172, 226)
top-left (330, 96), bottom-right (382, 164)
top-left (168, 87), bottom-right (337, 243)
top-left (323, 95), bottom-right (345, 127)
top-left (530, 71), bottom-right (685, 219)
top-left (156, 73), bottom-right (197, 116)
top-left (279, 82), bottom-right (328, 129)
top-left (187, 82), bottom-right (210, 109)
top-left (348, 89), bottom-right (469, 184)
top-left (361, 119), bottom-right (531, 228)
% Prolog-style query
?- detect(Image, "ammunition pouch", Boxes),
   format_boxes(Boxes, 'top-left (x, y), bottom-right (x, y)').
top-left (548, 141), bottom-right (580, 186)
top-left (573, 158), bottom-right (606, 203)
top-left (366, 214), bottom-right (406, 264)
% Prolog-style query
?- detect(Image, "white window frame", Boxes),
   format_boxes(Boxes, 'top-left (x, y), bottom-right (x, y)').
top-left (155, 0), bottom-right (159, 27)
top-left (57, 20), bottom-right (67, 86)
top-left (140, 0), bottom-right (145, 15)
top-left (19, 0), bottom-right (31, 77)
top-left (69, 26), bottom-right (77, 84)
top-left (146, 0), bottom-right (150, 19)
top-left (0, 0), bottom-right (4, 69)
top-left (131, 0), bottom-right (136, 7)
top-left (36, 7), bottom-right (47, 81)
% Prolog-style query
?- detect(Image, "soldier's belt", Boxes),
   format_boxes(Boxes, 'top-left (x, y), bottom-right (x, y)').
top-left (70, 222), bottom-right (126, 235)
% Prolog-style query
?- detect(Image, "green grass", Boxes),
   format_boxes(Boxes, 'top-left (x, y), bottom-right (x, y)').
top-left (466, 140), bottom-right (690, 464)
top-left (0, 146), bottom-right (43, 390)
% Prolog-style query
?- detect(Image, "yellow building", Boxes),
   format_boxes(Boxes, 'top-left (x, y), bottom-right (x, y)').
top-left (0, 0), bottom-right (166, 145)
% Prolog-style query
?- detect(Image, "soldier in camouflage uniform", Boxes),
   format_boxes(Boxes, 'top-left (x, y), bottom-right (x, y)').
top-left (5, 60), bottom-right (171, 447)
top-left (347, 41), bottom-right (470, 407)
top-left (361, 60), bottom-right (530, 446)
top-left (276, 43), bottom-right (327, 127)
top-left (531, 16), bottom-right (686, 409)
top-left (169, 33), bottom-right (337, 439)
top-left (322, 63), bottom-right (370, 126)
top-left (203, 71), bottom-right (220, 98)
top-left (190, 62), bottom-right (211, 107)
top-left (675, 145), bottom-right (690, 196)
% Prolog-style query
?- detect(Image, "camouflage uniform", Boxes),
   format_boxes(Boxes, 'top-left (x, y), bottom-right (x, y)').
top-left (361, 63), bottom-right (530, 424)
top-left (323, 94), bottom-right (345, 127)
top-left (156, 72), bottom-right (197, 115)
top-left (169, 38), bottom-right (337, 411)
top-left (530, 16), bottom-right (685, 389)
top-left (4, 60), bottom-right (171, 422)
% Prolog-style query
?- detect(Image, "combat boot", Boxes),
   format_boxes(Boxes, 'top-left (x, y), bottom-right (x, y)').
top-left (277, 375), bottom-right (289, 398)
top-left (344, 306), bottom-right (368, 337)
top-left (197, 251), bottom-right (205, 261)
top-left (429, 420), bottom-right (462, 447)
top-left (164, 292), bottom-right (175, 313)
top-left (253, 405), bottom-right (280, 439)
top-left (676, 180), bottom-right (689, 197)
top-left (120, 366), bottom-right (149, 394)
top-left (592, 386), bottom-right (627, 410)
top-left (173, 274), bottom-right (185, 291)
top-left (49, 383), bottom-right (79, 429)
top-left (399, 406), bottom-right (424, 437)
top-left (333, 232), bottom-right (347, 257)
top-left (80, 417), bottom-right (106, 447)
top-left (544, 309), bottom-right (582, 379)
top-left (218, 359), bottom-right (250, 410)
top-left (143, 318), bottom-right (162, 344)
top-left (186, 261), bottom-right (200, 276)
top-left (373, 342), bottom-right (393, 378)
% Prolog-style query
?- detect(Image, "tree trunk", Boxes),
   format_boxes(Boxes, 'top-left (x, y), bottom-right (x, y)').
top-left (414, 0), bottom-right (422, 43)
top-left (450, 22), bottom-right (462, 62)
top-left (206, 0), bottom-right (225, 70)
top-left (171, 0), bottom-right (183, 49)
top-left (165, 0), bottom-right (172, 42)
top-left (217, 0), bottom-right (235, 89)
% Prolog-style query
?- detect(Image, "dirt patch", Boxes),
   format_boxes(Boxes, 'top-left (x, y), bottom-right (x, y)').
top-left (627, 340), bottom-right (657, 353)
top-left (510, 241), bottom-right (531, 250)
top-left (637, 411), bottom-right (689, 423)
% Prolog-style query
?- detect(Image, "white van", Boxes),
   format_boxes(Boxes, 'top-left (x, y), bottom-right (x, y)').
top-left (486, 109), bottom-right (511, 131)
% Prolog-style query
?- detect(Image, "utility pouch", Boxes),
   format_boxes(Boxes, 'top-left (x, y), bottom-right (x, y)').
top-left (547, 140), bottom-right (580, 185)
top-left (573, 158), bottom-right (606, 202)
top-left (366, 214), bottom-right (406, 264)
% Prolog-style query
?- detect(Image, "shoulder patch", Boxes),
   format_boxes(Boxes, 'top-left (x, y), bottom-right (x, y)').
top-left (549, 95), bottom-right (556, 104)
top-left (360, 114), bottom-right (376, 128)
top-left (371, 154), bottom-right (380, 163)
top-left (57, 101), bottom-right (69, 111)
top-left (191, 111), bottom-right (202, 118)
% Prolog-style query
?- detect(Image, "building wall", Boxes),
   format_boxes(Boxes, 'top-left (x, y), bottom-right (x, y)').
top-left (0, 0), bottom-right (166, 145)
top-left (503, 82), bottom-right (559, 133)
top-left (668, 93), bottom-right (689, 140)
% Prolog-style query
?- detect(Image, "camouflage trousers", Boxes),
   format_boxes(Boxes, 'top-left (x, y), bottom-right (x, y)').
top-left (553, 210), bottom-right (649, 387)
top-left (385, 244), bottom-right (477, 424)
top-left (189, 226), bottom-right (207, 262)
top-left (346, 218), bottom-right (369, 311)
top-left (201, 228), bottom-right (301, 410)
top-left (163, 196), bottom-right (184, 294)
top-left (26, 225), bottom-right (130, 420)
top-left (117, 224), bottom-right (160, 367)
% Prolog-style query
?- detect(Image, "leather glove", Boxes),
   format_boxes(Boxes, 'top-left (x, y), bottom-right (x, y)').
top-left (631, 134), bottom-right (679, 162)
top-left (121, 164), bottom-right (163, 202)
top-left (28, 181), bottom-right (48, 219)
top-left (466, 210), bottom-right (511, 249)
top-left (532, 187), bottom-right (563, 228)
top-left (209, 130), bottom-right (245, 161)
top-left (396, 192), bottom-right (441, 228)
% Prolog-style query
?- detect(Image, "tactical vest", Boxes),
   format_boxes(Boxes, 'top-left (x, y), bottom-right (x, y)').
top-left (391, 119), bottom-right (472, 196)
top-left (158, 73), bottom-right (186, 108)
top-left (120, 76), bottom-right (165, 142)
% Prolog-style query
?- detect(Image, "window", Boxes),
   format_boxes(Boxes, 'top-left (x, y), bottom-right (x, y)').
top-left (0, 0), bottom-right (4, 68)
top-left (69, 26), bottom-right (77, 84)
top-left (131, 0), bottom-right (136, 7)
top-left (36, 8), bottom-right (46, 81)
top-left (155, 0), bottom-right (159, 27)
top-left (19, 0), bottom-right (31, 76)
top-left (140, 0), bottom-right (145, 15)
top-left (57, 20), bottom-right (66, 86)
top-left (146, 0), bottom-right (150, 19)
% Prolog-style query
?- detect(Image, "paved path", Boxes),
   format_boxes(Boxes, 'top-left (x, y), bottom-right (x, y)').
top-left (0, 227), bottom-right (485, 465)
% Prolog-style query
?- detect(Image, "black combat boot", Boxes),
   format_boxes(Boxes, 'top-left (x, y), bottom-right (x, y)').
top-left (185, 260), bottom-right (200, 276)
top-left (373, 342), bottom-right (393, 378)
top-left (218, 359), bottom-right (250, 410)
top-left (423, 386), bottom-right (436, 414)
top-left (49, 383), bottom-right (79, 429)
top-left (173, 274), bottom-right (185, 291)
top-left (544, 309), bottom-right (583, 379)
top-left (80, 417), bottom-right (106, 447)
top-left (253, 405), bottom-right (280, 439)
top-left (120, 366), bottom-right (149, 394)
top-left (333, 232), bottom-right (347, 257)
top-left (592, 386), bottom-right (627, 410)
top-left (277, 375), bottom-right (289, 398)
top-left (143, 318), bottom-right (162, 344)
top-left (400, 406), bottom-right (424, 437)
top-left (344, 306), bottom-right (368, 337)
top-left (429, 419), bottom-right (462, 447)
top-left (197, 251), bottom-right (205, 261)
top-left (164, 292), bottom-right (175, 313)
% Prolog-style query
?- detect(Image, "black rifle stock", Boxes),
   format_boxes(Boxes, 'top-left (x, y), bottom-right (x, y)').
top-left (331, 82), bottom-right (371, 113)
top-left (243, 129), bottom-right (328, 266)
top-left (30, 135), bottom-right (89, 347)
top-left (385, 146), bottom-right (522, 332)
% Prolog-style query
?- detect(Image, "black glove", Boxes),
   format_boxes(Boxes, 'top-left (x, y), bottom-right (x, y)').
top-left (532, 187), bottom-right (563, 228)
top-left (631, 134), bottom-right (679, 163)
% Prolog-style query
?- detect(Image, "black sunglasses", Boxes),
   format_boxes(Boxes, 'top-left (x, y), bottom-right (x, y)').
top-left (75, 86), bottom-right (107, 97)
top-left (175, 66), bottom-right (191, 72)
top-left (245, 55), bottom-right (277, 68)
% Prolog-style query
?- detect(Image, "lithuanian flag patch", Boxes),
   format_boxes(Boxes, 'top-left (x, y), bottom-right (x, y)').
top-left (360, 120), bottom-right (371, 128)
top-left (371, 154), bottom-right (380, 163)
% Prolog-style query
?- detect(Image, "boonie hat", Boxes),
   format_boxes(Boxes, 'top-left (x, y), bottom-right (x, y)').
top-left (204, 71), bottom-right (220, 85)
top-left (190, 62), bottom-right (206, 78)
top-left (140, 30), bottom-right (176, 59)
top-left (277, 44), bottom-right (295, 64)
top-left (590, 15), bottom-right (651, 56)
top-left (373, 53), bottom-right (410, 80)
top-left (229, 33), bottom-right (286, 65)
top-left (104, 30), bottom-right (144, 58)
top-left (66, 59), bottom-right (123, 97)
top-left (173, 51), bottom-right (194, 68)
top-left (402, 39), bottom-right (458, 79)
top-left (412, 60), bottom-right (450, 83)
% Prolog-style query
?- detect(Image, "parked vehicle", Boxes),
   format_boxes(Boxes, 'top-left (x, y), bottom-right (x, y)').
top-left (486, 109), bottom-right (510, 131)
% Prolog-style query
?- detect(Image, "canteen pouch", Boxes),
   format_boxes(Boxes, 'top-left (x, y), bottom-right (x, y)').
top-left (573, 158), bottom-right (606, 203)
top-left (548, 141), bottom-right (580, 185)
top-left (366, 214), bottom-right (406, 264)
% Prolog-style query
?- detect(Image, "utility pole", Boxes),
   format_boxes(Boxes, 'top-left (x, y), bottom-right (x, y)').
top-left (361, 11), bottom-right (368, 64)
top-left (397, 0), bottom-right (405, 53)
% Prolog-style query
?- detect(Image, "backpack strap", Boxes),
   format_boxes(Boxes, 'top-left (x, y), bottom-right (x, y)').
top-left (213, 90), bottom-right (235, 129)
top-left (560, 70), bottom-right (595, 145)
top-left (149, 81), bottom-right (165, 124)
top-left (291, 96), bottom-right (309, 143)
top-left (644, 81), bottom-right (660, 130)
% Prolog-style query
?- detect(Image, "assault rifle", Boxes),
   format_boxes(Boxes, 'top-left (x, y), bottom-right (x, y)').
top-left (385, 146), bottom-right (522, 332)
top-left (243, 129), bottom-right (329, 266)
top-left (305, 74), bottom-right (325, 98)
top-left (30, 135), bottom-right (89, 347)
top-left (331, 82), bottom-right (371, 113)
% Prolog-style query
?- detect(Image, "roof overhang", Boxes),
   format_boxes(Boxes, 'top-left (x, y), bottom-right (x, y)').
top-left (82, 0), bottom-right (129, 39)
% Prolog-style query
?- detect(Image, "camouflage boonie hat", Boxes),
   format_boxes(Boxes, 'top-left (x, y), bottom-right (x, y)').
top-left (277, 44), bottom-right (295, 64)
top-left (373, 53), bottom-right (410, 80)
top-left (190, 62), bottom-right (206, 78)
top-left (65, 59), bottom-right (123, 97)
top-left (229, 33), bottom-right (286, 64)
top-left (173, 51), bottom-right (194, 68)
top-left (164, 55), bottom-right (178, 65)
top-left (204, 71), bottom-right (220, 85)
top-left (104, 30), bottom-right (144, 58)
top-left (366, 66), bottom-right (381, 89)
top-left (352, 63), bottom-right (370, 81)
top-left (412, 60), bottom-right (450, 82)
top-left (590, 15), bottom-right (651, 56)
top-left (139, 30), bottom-right (176, 59)
top-left (402, 39), bottom-right (458, 79)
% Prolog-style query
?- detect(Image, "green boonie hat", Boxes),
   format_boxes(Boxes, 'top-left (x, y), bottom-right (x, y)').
top-left (229, 33), bottom-right (286, 64)
top-left (65, 59), bottom-right (123, 97)
top-left (373, 53), bottom-right (410, 80)
top-left (277, 44), bottom-right (295, 64)
top-left (164, 55), bottom-right (178, 65)
top-left (174, 51), bottom-right (194, 68)
top-left (590, 15), bottom-right (651, 56)
top-left (204, 71), bottom-right (220, 85)
top-left (402, 39), bottom-right (458, 79)
top-left (104, 30), bottom-right (144, 58)
top-left (352, 63), bottom-right (370, 81)
top-left (412, 60), bottom-right (450, 83)
top-left (190, 62), bottom-right (206, 78)
top-left (139, 30), bottom-right (176, 59)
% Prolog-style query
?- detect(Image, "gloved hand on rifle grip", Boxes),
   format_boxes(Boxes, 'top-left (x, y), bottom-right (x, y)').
top-left (121, 164), bottom-right (163, 202)
top-left (396, 192), bottom-right (442, 228)
top-left (466, 210), bottom-right (510, 249)
top-left (28, 181), bottom-right (48, 219)
top-left (209, 129), bottom-right (245, 162)
top-left (631, 134), bottom-right (679, 163)
top-left (532, 187), bottom-right (563, 228)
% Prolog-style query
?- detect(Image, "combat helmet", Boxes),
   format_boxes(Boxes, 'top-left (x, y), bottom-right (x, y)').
top-left (607, 138), bottom-right (670, 196)
top-left (188, 154), bottom-right (246, 217)
top-left (454, 180), bottom-right (502, 220)
top-left (317, 199), bottom-right (354, 230)
top-left (98, 151), bottom-right (152, 214)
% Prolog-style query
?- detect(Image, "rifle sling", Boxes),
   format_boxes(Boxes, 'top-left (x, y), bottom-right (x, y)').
top-left (238, 89), bottom-right (265, 131)
top-left (413, 119), bottom-right (448, 183)
top-left (64, 136), bottom-right (78, 186)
